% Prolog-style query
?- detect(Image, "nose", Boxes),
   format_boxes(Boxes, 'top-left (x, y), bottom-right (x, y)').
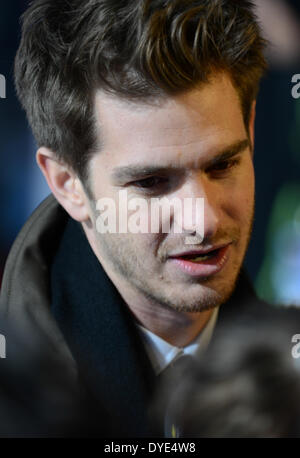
top-left (174, 174), bottom-right (220, 243)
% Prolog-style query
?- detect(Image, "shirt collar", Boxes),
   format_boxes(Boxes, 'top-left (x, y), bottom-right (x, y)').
top-left (137, 307), bottom-right (219, 375)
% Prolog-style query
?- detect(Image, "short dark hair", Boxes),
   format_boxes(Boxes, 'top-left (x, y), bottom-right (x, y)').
top-left (15, 0), bottom-right (267, 186)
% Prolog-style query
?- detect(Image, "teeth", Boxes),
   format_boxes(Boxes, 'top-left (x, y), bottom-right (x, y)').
top-left (176, 249), bottom-right (219, 262)
top-left (188, 255), bottom-right (211, 262)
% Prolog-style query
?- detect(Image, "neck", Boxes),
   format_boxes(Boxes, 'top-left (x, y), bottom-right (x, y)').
top-left (127, 294), bottom-right (214, 347)
top-left (107, 269), bottom-right (214, 346)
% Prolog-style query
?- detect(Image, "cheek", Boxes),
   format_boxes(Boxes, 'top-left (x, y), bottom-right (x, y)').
top-left (241, 161), bottom-right (255, 211)
top-left (221, 162), bottom-right (255, 223)
top-left (237, 167), bottom-right (255, 228)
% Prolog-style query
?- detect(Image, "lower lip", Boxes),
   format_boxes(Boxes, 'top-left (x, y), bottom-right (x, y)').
top-left (168, 245), bottom-right (231, 278)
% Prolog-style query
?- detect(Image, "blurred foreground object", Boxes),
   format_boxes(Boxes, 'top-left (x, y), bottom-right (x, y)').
top-left (155, 309), bottom-right (300, 438)
top-left (0, 313), bottom-right (109, 437)
top-left (254, 0), bottom-right (300, 67)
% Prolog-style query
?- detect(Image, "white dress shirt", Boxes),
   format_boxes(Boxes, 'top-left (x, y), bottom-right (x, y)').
top-left (137, 307), bottom-right (219, 375)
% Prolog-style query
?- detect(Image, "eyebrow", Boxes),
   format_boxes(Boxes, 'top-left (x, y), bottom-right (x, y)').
top-left (111, 139), bottom-right (250, 183)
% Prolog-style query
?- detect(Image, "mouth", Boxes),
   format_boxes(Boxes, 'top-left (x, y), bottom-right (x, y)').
top-left (172, 247), bottom-right (221, 263)
top-left (168, 243), bottom-right (230, 261)
top-left (167, 244), bottom-right (231, 277)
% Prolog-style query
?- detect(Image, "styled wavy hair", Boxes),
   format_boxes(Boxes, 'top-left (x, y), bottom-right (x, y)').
top-left (15, 0), bottom-right (267, 185)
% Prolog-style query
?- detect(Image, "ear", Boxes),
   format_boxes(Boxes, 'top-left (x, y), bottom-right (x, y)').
top-left (36, 147), bottom-right (90, 222)
top-left (248, 100), bottom-right (256, 156)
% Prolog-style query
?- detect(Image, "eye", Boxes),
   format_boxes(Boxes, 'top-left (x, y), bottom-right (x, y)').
top-left (207, 158), bottom-right (241, 176)
top-left (130, 176), bottom-right (169, 190)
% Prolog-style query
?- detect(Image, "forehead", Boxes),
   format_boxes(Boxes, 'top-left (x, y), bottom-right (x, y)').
top-left (92, 73), bottom-right (246, 170)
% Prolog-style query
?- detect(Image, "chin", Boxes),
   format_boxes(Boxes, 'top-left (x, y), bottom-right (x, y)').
top-left (172, 288), bottom-right (228, 313)
top-left (149, 278), bottom-right (234, 313)
top-left (171, 266), bottom-right (241, 312)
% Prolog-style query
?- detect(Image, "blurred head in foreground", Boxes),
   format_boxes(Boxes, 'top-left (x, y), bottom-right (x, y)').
top-left (155, 310), bottom-right (300, 438)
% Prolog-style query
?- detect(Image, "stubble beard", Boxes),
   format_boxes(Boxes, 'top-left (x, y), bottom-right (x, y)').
top-left (92, 205), bottom-right (255, 314)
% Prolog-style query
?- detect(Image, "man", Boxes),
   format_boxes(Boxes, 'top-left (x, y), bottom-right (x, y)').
top-left (0, 0), bottom-right (280, 437)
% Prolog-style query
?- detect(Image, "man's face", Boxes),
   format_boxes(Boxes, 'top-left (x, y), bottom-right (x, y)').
top-left (86, 73), bottom-right (255, 313)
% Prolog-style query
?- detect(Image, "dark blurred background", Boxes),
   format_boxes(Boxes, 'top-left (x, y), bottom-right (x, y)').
top-left (0, 0), bottom-right (299, 305)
